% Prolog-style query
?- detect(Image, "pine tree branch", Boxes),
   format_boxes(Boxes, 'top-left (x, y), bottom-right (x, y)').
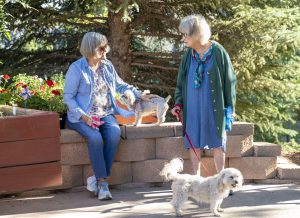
top-left (131, 62), bottom-right (178, 71)
top-left (132, 51), bottom-right (181, 58)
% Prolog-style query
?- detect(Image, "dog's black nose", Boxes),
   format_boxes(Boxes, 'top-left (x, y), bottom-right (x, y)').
top-left (234, 180), bottom-right (238, 184)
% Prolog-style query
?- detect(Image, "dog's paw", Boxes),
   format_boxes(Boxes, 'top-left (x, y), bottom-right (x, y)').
top-left (213, 212), bottom-right (221, 217)
top-left (218, 207), bottom-right (224, 212)
top-left (175, 210), bottom-right (183, 217)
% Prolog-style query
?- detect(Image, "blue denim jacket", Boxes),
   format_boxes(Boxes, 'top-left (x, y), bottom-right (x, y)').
top-left (64, 57), bottom-right (141, 123)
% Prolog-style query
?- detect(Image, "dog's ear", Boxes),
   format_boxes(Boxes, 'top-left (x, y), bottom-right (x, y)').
top-left (217, 171), bottom-right (225, 191)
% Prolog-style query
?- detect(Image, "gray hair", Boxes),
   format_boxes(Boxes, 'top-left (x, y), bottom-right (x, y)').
top-left (179, 15), bottom-right (211, 44)
top-left (80, 32), bottom-right (108, 58)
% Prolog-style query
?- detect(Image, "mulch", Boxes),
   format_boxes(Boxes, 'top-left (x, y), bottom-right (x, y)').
top-left (283, 152), bottom-right (300, 165)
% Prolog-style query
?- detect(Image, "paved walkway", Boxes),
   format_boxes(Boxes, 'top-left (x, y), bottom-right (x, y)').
top-left (0, 184), bottom-right (300, 218)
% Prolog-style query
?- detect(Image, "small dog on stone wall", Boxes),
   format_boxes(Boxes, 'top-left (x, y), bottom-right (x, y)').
top-left (160, 158), bottom-right (243, 217)
top-left (120, 90), bottom-right (171, 126)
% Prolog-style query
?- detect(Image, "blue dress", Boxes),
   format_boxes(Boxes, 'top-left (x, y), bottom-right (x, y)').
top-left (184, 43), bottom-right (226, 151)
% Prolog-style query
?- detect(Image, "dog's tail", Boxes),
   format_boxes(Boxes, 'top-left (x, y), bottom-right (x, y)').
top-left (164, 95), bottom-right (171, 103)
top-left (159, 158), bottom-right (183, 182)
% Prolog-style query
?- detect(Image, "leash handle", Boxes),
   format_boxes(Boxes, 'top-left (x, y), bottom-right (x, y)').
top-left (174, 109), bottom-right (182, 122)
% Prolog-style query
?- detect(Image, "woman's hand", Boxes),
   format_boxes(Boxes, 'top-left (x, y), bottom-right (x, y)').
top-left (81, 114), bottom-right (92, 126)
top-left (225, 106), bottom-right (234, 132)
top-left (171, 105), bottom-right (181, 120)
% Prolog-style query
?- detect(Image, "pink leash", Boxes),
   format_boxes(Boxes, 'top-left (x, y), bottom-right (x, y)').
top-left (175, 110), bottom-right (209, 174)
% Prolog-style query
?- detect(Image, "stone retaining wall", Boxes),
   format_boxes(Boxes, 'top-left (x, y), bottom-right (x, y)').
top-left (56, 122), bottom-right (282, 190)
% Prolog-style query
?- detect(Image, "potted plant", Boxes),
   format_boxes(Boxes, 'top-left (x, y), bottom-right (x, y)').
top-left (0, 73), bottom-right (67, 128)
top-left (0, 74), bottom-right (62, 194)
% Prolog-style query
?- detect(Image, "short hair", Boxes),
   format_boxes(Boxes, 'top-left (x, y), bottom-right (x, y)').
top-left (179, 15), bottom-right (211, 44)
top-left (80, 32), bottom-right (108, 58)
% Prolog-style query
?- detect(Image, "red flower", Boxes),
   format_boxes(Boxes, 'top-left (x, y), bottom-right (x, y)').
top-left (15, 82), bottom-right (25, 87)
top-left (51, 90), bottom-right (61, 96)
top-left (46, 80), bottom-right (55, 87)
top-left (3, 74), bottom-right (10, 80)
top-left (30, 90), bottom-right (37, 95)
top-left (0, 89), bottom-right (7, 93)
top-left (22, 84), bottom-right (27, 88)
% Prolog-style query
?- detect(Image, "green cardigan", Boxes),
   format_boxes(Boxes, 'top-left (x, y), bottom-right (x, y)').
top-left (175, 41), bottom-right (237, 138)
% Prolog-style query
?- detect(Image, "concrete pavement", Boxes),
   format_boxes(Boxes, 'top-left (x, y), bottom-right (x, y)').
top-left (0, 184), bottom-right (300, 218)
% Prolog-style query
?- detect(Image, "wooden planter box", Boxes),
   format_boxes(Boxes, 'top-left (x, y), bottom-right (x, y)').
top-left (0, 105), bottom-right (62, 195)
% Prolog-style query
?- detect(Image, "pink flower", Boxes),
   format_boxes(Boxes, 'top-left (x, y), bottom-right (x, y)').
top-left (39, 85), bottom-right (45, 91)
top-left (3, 74), bottom-right (10, 80)
top-left (30, 90), bottom-right (37, 95)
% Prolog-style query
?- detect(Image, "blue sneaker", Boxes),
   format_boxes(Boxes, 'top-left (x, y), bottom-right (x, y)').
top-left (86, 175), bottom-right (98, 196)
top-left (98, 182), bottom-right (112, 200)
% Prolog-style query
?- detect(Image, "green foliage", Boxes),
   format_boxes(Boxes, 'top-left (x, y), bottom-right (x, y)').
top-left (281, 140), bottom-right (300, 153)
top-left (0, 0), bottom-right (299, 148)
top-left (212, 3), bottom-right (300, 142)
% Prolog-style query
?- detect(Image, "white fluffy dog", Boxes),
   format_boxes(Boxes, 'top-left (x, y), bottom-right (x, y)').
top-left (160, 158), bottom-right (243, 217)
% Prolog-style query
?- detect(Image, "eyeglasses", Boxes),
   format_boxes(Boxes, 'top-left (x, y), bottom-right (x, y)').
top-left (98, 45), bottom-right (108, 53)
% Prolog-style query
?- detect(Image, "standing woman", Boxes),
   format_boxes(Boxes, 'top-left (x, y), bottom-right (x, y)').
top-left (171, 15), bottom-right (237, 176)
top-left (64, 32), bottom-right (149, 200)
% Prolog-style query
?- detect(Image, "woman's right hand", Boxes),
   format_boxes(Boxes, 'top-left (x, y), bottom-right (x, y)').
top-left (171, 105), bottom-right (181, 120)
top-left (81, 114), bottom-right (92, 126)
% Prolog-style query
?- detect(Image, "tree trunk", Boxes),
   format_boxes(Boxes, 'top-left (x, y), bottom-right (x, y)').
top-left (108, 2), bottom-right (132, 82)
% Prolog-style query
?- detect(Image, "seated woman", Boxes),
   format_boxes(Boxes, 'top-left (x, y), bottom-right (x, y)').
top-left (64, 32), bottom-right (150, 200)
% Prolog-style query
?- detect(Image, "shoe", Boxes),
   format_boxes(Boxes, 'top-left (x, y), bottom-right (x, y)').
top-left (98, 182), bottom-right (112, 200)
top-left (229, 190), bottom-right (234, 196)
top-left (86, 175), bottom-right (98, 196)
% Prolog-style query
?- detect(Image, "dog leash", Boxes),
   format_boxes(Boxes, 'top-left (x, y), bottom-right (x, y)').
top-left (174, 110), bottom-right (209, 175)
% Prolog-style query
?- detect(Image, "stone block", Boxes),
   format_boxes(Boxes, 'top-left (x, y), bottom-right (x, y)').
top-left (83, 162), bottom-right (132, 185)
top-left (123, 123), bottom-right (175, 139)
top-left (156, 137), bottom-right (190, 160)
top-left (254, 142), bottom-right (281, 157)
top-left (226, 135), bottom-right (253, 157)
top-left (54, 165), bottom-right (83, 189)
top-left (107, 162), bottom-right (132, 185)
top-left (203, 135), bottom-right (253, 157)
top-left (115, 139), bottom-right (155, 162)
top-left (229, 157), bottom-right (277, 179)
top-left (229, 122), bottom-right (254, 136)
top-left (172, 122), bottom-right (254, 137)
top-left (277, 164), bottom-right (300, 180)
top-left (61, 143), bottom-right (90, 165)
top-left (120, 125), bottom-right (126, 139)
top-left (173, 122), bottom-right (183, 137)
top-left (60, 129), bottom-right (85, 144)
top-left (132, 159), bottom-right (167, 182)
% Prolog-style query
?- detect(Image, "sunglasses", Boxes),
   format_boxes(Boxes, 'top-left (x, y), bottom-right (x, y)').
top-left (98, 45), bottom-right (108, 52)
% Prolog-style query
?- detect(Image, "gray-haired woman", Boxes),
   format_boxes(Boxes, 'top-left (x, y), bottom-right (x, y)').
top-left (171, 15), bottom-right (237, 177)
top-left (64, 32), bottom-right (151, 200)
